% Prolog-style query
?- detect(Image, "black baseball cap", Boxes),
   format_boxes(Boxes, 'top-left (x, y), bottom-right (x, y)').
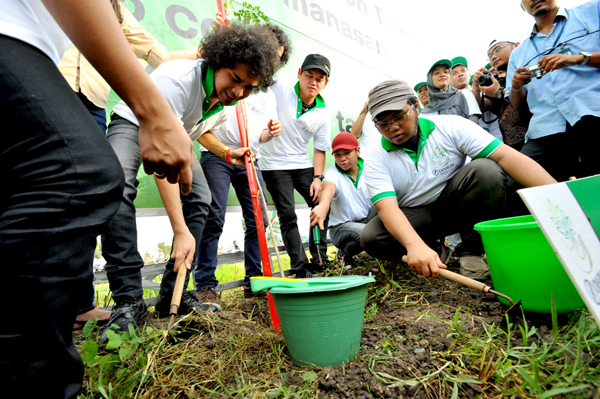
top-left (301, 54), bottom-right (331, 77)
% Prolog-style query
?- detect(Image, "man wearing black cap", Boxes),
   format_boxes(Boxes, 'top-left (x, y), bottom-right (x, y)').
top-left (259, 54), bottom-right (332, 273)
top-left (360, 80), bottom-right (556, 280)
top-left (310, 132), bottom-right (374, 267)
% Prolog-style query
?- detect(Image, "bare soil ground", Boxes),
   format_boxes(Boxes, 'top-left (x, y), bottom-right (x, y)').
top-left (130, 256), bottom-right (575, 399)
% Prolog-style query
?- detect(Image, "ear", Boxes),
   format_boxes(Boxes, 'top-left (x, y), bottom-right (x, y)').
top-left (356, 147), bottom-right (361, 157)
top-left (297, 68), bottom-right (302, 79)
top-left (514, 42), bottom-right (521, 49)
top-left (324, 77), bottom-right (330, 88)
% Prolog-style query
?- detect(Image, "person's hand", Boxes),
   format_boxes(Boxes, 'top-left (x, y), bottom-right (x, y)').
top-left (538, 53), bottom-right (583, 72)
top-left (309, 178), bottom-right (322, 203)
top-left (267, 119), bottom-right (281, 137)
top-left (471, 67), bottom-right (488, 92)
top-left (227, 146), bottom-right (252, 166)
top-left (310, 203), bottom-right (328, 230)
top-left (512, 66), bottom-right (533, 91)
top-left (403, 243), bottom-right (446, 278)
top-left (482, 74), bottom-right (501, 97)
top-left (212, 11), bottom-right (230, 31)
top-left (360, 100), bottom-right (369, 115)
top-left (138, 112), bottom-right (194, 195)
top-left (171, 228), bottom-right (196, 272)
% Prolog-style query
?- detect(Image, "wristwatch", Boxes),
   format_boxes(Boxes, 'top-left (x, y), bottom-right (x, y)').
top-left (313, 175), bottom-right (324, 181)
top-left (579, 51), bottom-right (592, 66)
top-left (495, 87), bottom-right (504, 99)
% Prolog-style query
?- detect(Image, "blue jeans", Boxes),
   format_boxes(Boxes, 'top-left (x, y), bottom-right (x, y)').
top-left (262, 168), bottom-right (329, 269)
top-left (194, 151), bottom-right (268, 288)
top-left (103, 116), bottom-right (211, 301)
top-left (0, 35), bottom-right (124, 398)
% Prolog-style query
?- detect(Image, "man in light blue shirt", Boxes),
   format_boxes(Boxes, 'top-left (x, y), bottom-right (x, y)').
top-left (506, 0), bottom-right (600, 182)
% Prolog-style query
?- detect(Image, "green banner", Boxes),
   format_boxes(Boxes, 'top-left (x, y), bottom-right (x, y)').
top-left (108, 0), bottom-right (412, 208)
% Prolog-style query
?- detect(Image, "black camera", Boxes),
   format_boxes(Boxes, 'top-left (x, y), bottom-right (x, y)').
top-left (477, 71), bottom-right (499, 86)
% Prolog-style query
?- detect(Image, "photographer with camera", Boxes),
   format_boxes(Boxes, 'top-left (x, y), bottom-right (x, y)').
top-left (472, 40), bottom-right (531, 151)
top-left (506, 0), bottom-right (600, 182)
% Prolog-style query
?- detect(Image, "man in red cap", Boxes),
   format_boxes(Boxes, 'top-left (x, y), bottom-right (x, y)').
top-left (310, 132), bottom-right (374, 267)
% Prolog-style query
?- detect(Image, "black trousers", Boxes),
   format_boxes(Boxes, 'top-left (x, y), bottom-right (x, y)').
top-left (0, 35), bottom-right (124, 398)
top-left (262, 168), bottom-right (328, 268)
top-left (506, 116), bottom-right (600, 216)
top-left (361, 159), bottom-right (507, 260)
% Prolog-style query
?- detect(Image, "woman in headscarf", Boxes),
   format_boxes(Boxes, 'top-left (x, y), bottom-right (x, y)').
top-left (421, 59), bottom-right (477, 123)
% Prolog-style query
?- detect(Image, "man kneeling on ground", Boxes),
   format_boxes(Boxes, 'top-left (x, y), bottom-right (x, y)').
top-left (360, 80), bottom-right (556, 280)
top-left (310, 132), bottom-right (375, 268)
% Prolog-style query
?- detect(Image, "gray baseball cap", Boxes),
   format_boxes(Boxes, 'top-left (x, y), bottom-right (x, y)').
top-left (368, 80), bottom-right (414, 120)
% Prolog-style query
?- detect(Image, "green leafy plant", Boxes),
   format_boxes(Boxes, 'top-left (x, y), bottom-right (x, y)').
top-left (224, 1), bottom-right (269, 24)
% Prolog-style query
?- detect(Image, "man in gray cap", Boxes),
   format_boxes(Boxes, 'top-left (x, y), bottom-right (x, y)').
top-left (360, 80), bottom-right (556, 280)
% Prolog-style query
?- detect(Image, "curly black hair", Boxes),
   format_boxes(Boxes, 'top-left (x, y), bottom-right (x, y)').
top-left (265, 24), bottom-right (292, 68)
top-left (200, 23), bottom-right (281, 91)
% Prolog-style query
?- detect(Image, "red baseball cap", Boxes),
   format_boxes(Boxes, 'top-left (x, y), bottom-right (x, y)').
top-left (331, 132), bottom-right (358, 154)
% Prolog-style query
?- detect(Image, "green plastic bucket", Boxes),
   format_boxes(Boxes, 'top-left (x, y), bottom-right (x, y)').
top-left (266, 275), bottom-right (374, 367)
top-left (474, 215), bottom-right (585, 313)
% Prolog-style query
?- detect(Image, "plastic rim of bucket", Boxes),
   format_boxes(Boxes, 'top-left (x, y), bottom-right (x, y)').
top-left (474, 215), bottom-right (585, 313)
top-left (270, 275), bottom-right (374, 368)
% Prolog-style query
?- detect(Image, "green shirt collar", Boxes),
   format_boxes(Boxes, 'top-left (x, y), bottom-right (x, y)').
top-left (294, 82), bottom-right (325, 119)
top-left (335, 157), bottom-right (364, 189)
top-left (380, 117), bottom-right (436, 170)
top-left (199, 64), bottom-right (236, 124)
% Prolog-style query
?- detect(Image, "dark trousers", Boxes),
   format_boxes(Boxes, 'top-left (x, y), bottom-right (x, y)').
top-left (506, 117), bottom-right (600, 216)
top-left (103, 117), bottom-right (211, 302)
top-left (0, 35), bottom-right (124, 398)
top-left (262, 168), bottom-right (328, 268)
top-left (361, 159), bottom-right (506, 260)
top-left (194, 151), bottom-right (268, 288)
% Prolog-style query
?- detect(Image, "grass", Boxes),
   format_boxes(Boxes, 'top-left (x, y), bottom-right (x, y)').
top-left (77, 255), bottom-right (600, 398)
top-left (92, 247), bottom-right (339, 308)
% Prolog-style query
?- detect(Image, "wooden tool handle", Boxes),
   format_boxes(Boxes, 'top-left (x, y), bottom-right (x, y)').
top-left (170, 260), bottom-right (188, 315)
top-left (438, 269), bottom-right (489, 292)
top-left (401, 255), bottom-right (489, 292)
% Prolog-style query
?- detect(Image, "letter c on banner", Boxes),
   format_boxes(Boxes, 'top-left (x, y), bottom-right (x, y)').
top-left (127, 0), bottom-right (145, 21)
top-left (165, 5), bottom-right (198, 39)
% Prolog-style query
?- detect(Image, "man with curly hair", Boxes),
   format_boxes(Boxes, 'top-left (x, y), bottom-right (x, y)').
top-left (194, 21), bottom-right (293, 308)
top-left (99, 23), bottom-right (281, 345)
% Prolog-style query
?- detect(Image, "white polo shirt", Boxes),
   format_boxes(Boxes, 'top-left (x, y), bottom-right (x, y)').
top-left (204, 88), bottom-right (277, 159)
top-left (365, 115), bottom-right (502, 208)
top-left (113, 59), bottom-right (228, 141)
top-left (258, 79), bottom-right (331, 171)
top-left (324, 158), bottom-right (372, 228)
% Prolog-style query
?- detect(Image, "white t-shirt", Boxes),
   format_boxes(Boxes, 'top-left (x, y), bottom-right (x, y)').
top-left (204, 88), bottom-right (277, 158)
top-left (113, 59), bottom-right (228, 141)
top-left (461, 89), bottom-right (482, 117)
top-left (323, 159), bottom-right (372, 228)
top-left (0, 0), bottom-right (70, 65)
top-left (356, 115), bottom-right (380, 162)
top-left (365, 115), bottom-right (502, 208)
top-left (259, 79), bottom-right (331, 171)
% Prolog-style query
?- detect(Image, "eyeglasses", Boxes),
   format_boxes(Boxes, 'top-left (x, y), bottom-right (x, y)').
top-left (487, 43), bottom-right (511, 60)
top-left (375, 105), bottom-right (414, 131)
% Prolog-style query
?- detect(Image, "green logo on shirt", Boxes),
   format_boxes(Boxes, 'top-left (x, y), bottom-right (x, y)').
top-left (431, 146), bottom-right (449, 165)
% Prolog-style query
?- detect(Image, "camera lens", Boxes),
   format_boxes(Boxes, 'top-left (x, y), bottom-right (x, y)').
top-left (478, 73), bottom-right (493, 86)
